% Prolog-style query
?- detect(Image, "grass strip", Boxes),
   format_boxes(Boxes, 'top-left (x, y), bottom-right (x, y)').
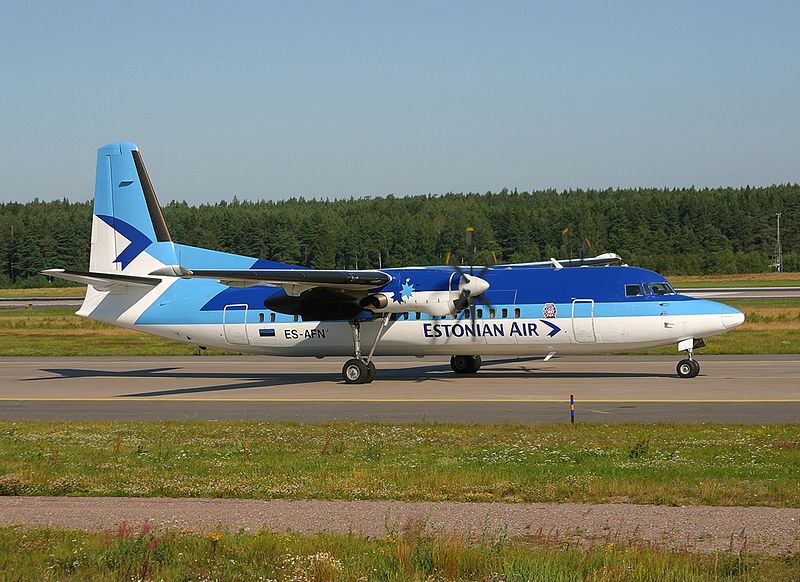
top-left (1, 422), bottom-right (799, 507)
top-left (1, 526), bottom-right (796, 582)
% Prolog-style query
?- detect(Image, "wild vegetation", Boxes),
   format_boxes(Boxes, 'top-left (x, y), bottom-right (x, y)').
top-left (1, 421), bottom-right (799, 507)
top-left (1, 185), bottom-right (797, 287)
top-left (3, 526), bottom-right (793, 582)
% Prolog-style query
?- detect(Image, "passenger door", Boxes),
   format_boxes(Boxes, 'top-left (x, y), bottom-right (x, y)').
top-left (223, 304), bottom-right (250, 345)
top-left (571, 299), bottom-right (596, 343)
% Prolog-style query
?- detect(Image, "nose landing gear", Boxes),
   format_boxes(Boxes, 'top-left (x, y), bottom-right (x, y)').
top-left (676, 338), bottom-right (703, 378)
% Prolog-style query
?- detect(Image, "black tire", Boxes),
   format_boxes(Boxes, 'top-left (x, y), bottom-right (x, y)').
top-left (469, 355), bottom-right (482, 373)
top-left (343, 359), bottom-right (369, 384)
top-left (451, 355), bottom-right (481, 374)
top-left (676, 358), bottom-right (695, 378)
top-left (450, 355), bottom-right (471, 374)
top-left (366, 361), bottom-right (376, 383)
top-left (688, 359), bottom-right (700, 378)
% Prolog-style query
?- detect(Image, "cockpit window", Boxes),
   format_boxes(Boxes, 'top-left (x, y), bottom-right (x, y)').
top-left (645, 282), bottom-right (675, 296)
top-left (625, 284), bottom-right (642, 297)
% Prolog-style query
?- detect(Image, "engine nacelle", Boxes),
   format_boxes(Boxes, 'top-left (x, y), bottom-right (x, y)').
top-left (359, 293), bottom-right (390, 310)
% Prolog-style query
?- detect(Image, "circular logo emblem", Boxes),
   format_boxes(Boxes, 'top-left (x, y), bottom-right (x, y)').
top-left (542, 303), bottom-right (557, 319)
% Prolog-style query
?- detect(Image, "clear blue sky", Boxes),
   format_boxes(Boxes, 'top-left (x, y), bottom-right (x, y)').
top-left (1, 1), bottom-right (798, 203)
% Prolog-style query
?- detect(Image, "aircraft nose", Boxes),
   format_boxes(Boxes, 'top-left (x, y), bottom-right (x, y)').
top-left (721, 309), bottom-right (745, 329)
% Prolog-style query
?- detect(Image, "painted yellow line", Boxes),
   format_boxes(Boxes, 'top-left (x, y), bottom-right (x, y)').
top-left (1, 397), bottom-right (800, 403)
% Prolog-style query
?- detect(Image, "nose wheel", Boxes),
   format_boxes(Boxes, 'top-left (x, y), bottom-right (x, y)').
top-left (676, 358), bottom-right (700, 378)
top-left (676, 338), bottom-right (703, 378)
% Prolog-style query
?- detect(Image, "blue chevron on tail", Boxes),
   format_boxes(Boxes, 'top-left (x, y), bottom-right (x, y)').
top-left (90, 142), bottom-right (178, 274)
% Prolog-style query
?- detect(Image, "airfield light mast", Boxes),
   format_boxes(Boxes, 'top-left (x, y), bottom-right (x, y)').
top-left (776, 212), bottom-right (783, 273)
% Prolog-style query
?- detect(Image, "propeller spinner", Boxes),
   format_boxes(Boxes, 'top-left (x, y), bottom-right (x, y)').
top-left (448, 226), bottom-right (495, 327)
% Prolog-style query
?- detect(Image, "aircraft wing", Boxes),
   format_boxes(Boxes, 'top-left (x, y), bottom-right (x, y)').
top-left (150, 266), bottom-right (392, 295)
top-left (502, 252), bottom-right (623, 268)
top-left (41, 269), bottom-right (161, 290)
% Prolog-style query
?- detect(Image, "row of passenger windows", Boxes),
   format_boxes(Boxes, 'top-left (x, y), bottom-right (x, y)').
top-left (386, 307), bottom-right (522, 321)
top-left (255, 308), bottom-right (525, 324)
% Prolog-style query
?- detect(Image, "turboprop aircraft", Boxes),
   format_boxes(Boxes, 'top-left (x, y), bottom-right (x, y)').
top-left (44, 142), bottom-right (745, 384)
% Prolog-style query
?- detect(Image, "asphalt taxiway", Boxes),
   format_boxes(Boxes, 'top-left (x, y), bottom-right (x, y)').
top-left (1, 355), bottom-right (798, 423)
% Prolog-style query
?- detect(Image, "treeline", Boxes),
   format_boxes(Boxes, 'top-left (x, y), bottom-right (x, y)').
top-left (1, 185), bottom-right (798, 287)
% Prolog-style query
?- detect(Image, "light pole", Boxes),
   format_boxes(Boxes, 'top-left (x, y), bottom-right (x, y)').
top-left (776, 212), bottom-right (783, 273)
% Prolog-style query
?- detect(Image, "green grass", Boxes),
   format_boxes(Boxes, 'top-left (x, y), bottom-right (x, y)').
top-left (2, 422), bottom-right (800, 507)
top-left (0, 286), bottom-right (85, 297)
top-left (2, 527), bottom-right (796, 582)
top-left (4, 526), bottom-right (795, 582)
top-left (0, 307), bottom-right (233, 356)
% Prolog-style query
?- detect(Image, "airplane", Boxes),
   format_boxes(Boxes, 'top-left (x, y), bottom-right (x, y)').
top-left (43, 142), bottom-right (745, 384)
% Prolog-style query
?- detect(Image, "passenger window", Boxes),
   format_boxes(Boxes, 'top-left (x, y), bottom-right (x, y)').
top-left (477, 308), bottom-right (483, 319)
top-left (489, 308), bottom-right (496, 318)
top-left (415, 312), bottom-right (421, 320)
top-left (501, 308), bottom-right (508, 318)
top-left (402, 312), bottom-right (409, 320)
top-left (293, 315), bottom-right (299, 322)
top-left (625, 284), bottom-right (642, 297)
top-left (514, 308), bottom-right (521, 318)
top-left (269, 313), bottom-right (276, 323)
top-left (259, 313), bottom-right (265, 323)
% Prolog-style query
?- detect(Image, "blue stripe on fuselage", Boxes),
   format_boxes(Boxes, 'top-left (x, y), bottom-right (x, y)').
top-left (135, 263), bottom-right (737, 325)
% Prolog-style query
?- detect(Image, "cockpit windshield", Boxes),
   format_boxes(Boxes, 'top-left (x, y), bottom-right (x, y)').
top-left (644, 282), bottom-right (676, 296)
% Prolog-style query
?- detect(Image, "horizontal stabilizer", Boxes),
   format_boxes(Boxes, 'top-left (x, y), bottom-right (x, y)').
top-left (41, 269), bottom-right (161, 289)
top-left (149, 266), bottom-right (391, 293)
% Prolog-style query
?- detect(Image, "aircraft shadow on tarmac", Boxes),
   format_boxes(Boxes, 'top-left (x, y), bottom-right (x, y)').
top-left (26, 360), bottom-right (675, 398)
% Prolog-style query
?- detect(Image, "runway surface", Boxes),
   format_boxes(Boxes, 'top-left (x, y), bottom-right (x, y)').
top-left (1, 355), bottom-right (799, 423)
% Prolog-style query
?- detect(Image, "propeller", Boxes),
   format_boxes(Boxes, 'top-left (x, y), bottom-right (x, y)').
top-left (448, 226), bottom-right (495, 329)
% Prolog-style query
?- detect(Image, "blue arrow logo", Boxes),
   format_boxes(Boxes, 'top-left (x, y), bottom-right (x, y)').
top-left (539, 319), bottom-right (561, 337)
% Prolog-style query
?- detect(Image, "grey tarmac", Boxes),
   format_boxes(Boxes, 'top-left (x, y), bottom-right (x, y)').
top-left (1, 355), bottom-right (800, 422)
top-left (1, 496), bottom-right (798, 555)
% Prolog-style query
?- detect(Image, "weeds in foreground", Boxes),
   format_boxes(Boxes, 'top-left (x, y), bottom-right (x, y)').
top-left (2, 525), bottom-right (797, 582)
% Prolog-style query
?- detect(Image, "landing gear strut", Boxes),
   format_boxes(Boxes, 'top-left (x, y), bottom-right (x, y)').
top-left (676, 338), bottom-right (701, 378)
top-left (342, 319), bottom-right (386, 384)
top-left (450, 355), bottom-right (481, 374)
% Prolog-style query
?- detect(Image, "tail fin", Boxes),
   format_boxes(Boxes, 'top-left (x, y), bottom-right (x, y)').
top-left (90, 142), bottom-right (177, 274)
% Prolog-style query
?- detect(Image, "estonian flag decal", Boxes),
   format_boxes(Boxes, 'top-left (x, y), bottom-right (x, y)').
top-left (259, 328), bottom-right (276, 338)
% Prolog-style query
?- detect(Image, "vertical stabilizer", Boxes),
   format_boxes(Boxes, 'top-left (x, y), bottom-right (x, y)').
top-left (90, 142), bottom-right (177, 275)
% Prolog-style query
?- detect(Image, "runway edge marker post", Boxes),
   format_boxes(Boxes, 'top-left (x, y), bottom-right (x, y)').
top-left (570, 394), bottom-right (575, 424)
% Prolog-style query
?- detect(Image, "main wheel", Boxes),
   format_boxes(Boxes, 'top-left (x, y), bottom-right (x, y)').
top-left (676, 358), bottom-right (699, 378)
top-left (470, 355), bottom-right (482, 373)
top-left (343, 359), bottom-right (370, 384)
top-left (451, 355), bottom-right (481, 374)
top-left (366, 361), bottom-right (376, 382)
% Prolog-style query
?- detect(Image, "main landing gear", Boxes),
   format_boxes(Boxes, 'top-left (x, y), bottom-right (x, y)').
top-left (342, 319), bottom-right (389, 384)
top-left (676, 338), bottom-right (703, 378)
top-left (450, 355), bottom-right (481, 374)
